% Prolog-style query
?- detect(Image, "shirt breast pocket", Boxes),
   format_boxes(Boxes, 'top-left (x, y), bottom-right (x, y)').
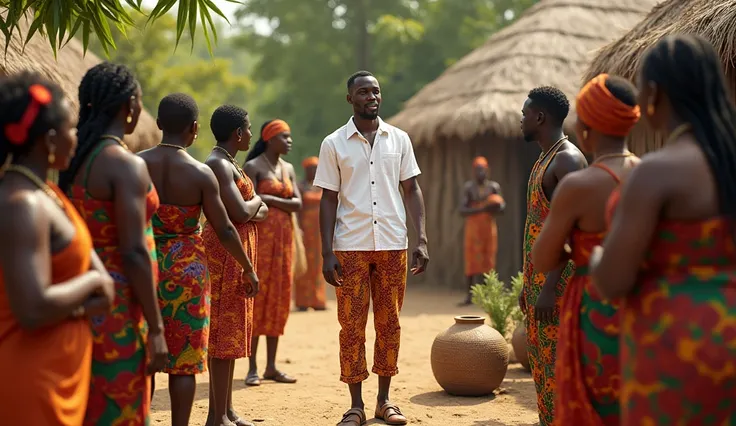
top-left (381, 153), bottom-right (401, 181)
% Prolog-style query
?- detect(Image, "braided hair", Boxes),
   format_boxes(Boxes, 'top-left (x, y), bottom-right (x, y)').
top-left (0, 72), bottom-right (67, 166)
top-left (641, 34), bottom-right (736, 218)
top-left (245, 119), bottom-right (274, 162)
top-left (58, 62), bottom-right (139, 192)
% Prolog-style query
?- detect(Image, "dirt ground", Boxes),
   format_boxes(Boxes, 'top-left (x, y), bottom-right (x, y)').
top-left (151, 287), bottom-right (539, 426)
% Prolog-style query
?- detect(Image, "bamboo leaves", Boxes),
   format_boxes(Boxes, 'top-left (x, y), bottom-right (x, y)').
top-left (0, 0), bottom-right (242, 57)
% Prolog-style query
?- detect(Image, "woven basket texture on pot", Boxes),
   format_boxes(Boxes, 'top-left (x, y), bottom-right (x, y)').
top-left (430, 315), bottom-right (509, 396)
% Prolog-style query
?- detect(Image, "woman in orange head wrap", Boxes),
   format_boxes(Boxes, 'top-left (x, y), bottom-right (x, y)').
top-left (530, 73), bottom-right (641, 425)
top-left (242, 119), bottom-right (302, 386)
top-left (295, 156), bottom-right (328, 311)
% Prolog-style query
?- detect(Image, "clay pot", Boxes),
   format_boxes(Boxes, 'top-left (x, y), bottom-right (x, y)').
top-left (430, 315), bottom-right (509, 396)
top-left (511, 323), bottom-right (531, 371)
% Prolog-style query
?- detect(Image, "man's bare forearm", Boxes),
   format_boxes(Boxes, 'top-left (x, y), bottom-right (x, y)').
top-left (405, 183), bottom-right (427, 244)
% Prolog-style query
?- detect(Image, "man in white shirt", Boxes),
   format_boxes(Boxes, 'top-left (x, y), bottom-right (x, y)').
top-left (314, 70), bottom-right (429, 426)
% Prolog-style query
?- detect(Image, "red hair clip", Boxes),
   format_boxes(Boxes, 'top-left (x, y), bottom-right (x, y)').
top-left (5, 84), bottom-right (53, 145)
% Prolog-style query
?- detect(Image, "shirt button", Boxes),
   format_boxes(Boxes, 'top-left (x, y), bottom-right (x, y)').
top-left (373, 202), bottom-right (376, 205)
top-left (371, 181), bottom-right (375, 184)
top-left (374, 221), bottom-right (377, 224)
top-left (370, 161), bottom-right (373, 164)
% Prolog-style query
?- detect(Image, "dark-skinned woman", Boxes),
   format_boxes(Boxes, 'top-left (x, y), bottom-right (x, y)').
top-left (243, 119), bottom-right (302, 387)
top-left (0, 72), bottom-right (114, 425)
top-left (58, 62), bottom-right (168, 425)
top-left (591, 35), bottom-right (736, 425)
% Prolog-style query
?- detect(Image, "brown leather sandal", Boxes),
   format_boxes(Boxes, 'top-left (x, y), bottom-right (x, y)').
top-left (375, 402), bottom-right (407, 425)
top-left (337, 408), bottom-right (366, 426)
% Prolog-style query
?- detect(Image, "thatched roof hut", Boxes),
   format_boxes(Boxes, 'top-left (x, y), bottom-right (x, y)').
top-left (0, 16), bottom-right (161, 152)
top-left (583, 0), bottom-right (736, 155)
top-left (388, 0), bottom-right (658, 287)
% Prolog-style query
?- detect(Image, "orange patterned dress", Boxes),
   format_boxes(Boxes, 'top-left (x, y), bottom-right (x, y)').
top-left (464, 193), bottom-right (501, 276)
top-left (153, 205), bottom-right (209, 374)
top-left (253, 165), bottom-right (294, 337)
top-left (0, 183), bottom-right (93, 426)
top-left (295, 187), bottom-right (327, 309)
top-left (554, 163), bottom-right (622, 426)
top-left (69, 143), bottom-right (160, 426)
top-left (521, 144), bottom-right (576, 426)
top-left (203, 177), bottom-right (258, 359)
top-left (554, 229), bottom-right (621, 426)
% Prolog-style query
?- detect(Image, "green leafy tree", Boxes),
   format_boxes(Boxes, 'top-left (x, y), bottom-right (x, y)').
top-left (0, 0), bottom-right (240, 56)
top-left (235, 0), bottom-right (539, 164)
top-left (88, 11), bottom-right (256, 161)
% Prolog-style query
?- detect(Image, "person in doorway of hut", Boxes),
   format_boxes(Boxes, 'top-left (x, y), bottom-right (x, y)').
top-left (458, 155), bottom-right (505, 306)
top-left (0, 72), bottom-right (115, 426)
top-left (530, 74), bottom-right (640, 426)
top-left (243, 119), bottom-right (301, 386)
top-left (316, 70), bottom-right (429, 426)
top-left (58, 62), bottom-right (169, 426)
top-left (295, 155), bottom-right (328, 311)
top-left (519, 85), bottom-right (587, 425)
top-left (203, 104), bottom-right (267, 426)
top-left (590, 34), bottom-right (736, 425)
top-left (139, 94), bottom-right (260, 426)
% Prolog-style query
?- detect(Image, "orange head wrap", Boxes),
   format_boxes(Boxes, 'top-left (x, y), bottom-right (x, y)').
top-left (262, 119), bottom-right (291, 142)
top-left (302, 156), bottom-right (318, 169)
top-left (472, 156), bottom-right (488, 168)
top-left (576, 73), bottom-right (641, 137)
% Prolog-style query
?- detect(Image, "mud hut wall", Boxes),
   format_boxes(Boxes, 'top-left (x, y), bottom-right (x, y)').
top-left (408, 133), bottom-right (539, 288)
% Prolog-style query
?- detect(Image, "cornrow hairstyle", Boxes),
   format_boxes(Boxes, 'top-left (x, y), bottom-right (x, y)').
top-left (347, 70), bottom-right (374, 90)
top-left (0, 71), bottom-right (67, 166)
top-left (604, 75), bottom-right (637, 107)
top-left (642, 34), bottom-right (736, 219)
top-left (528, 85), bottom-right (570, 126)
top-left (157, 93), bottom-right (199, 134)
top-left (245, 119), bottom-right (273, 163)
top-left (58, 62), bottom-right (139, 192)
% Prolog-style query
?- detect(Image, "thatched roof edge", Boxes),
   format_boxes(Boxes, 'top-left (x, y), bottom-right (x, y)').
top-left (387, 0), bottom-right (657, 147)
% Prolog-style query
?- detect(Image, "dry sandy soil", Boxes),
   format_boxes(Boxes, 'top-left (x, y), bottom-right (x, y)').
top-left (151, 287), bottom-right (539, 426)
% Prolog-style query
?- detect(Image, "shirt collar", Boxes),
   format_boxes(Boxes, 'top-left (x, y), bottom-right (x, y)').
top-left (345, 116), bottom-right (388, 140)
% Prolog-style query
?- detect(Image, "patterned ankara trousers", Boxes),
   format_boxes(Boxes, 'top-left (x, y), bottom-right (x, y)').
top-left (334, 250), bottom-right (407, 384)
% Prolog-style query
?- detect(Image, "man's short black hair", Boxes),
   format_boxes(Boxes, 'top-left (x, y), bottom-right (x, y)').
top-left (347, 70), bottom-right (374, 90)
top-left (604, 76), bottom-right (638, 107)
top-left (157, 93), bottom-right (198, 134)
top-left (527, 86), bottom-right (570, 126)
top-left (210, 104), bottom-right (248, 142)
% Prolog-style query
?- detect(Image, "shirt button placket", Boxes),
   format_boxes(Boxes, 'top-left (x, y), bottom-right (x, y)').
top-left (369, 139), bottom-right (379, 250)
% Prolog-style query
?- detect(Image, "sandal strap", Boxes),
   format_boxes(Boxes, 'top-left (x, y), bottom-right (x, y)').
top-left (339, 408), bottom-right (365, 424)
top-left (379, 403), bottom-right (403, 416)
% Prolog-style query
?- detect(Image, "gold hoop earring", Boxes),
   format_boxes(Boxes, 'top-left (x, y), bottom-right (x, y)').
top-left (582, 130), bottom-right (588, 141)
top-left (47, 143), bottom-right (56, 165)
top-left (647, 104), bottom-right (655, 117)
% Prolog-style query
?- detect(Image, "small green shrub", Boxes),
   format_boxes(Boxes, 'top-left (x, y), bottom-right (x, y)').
top-left (471, 270), bottom-right (524, 337)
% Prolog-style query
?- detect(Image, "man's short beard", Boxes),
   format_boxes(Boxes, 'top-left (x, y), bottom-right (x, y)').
top-left (522, 131), bottom-right (536, 143)
top-left (358, 111), bottom-right (379, 120)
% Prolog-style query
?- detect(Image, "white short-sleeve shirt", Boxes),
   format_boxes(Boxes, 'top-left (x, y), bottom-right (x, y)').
top-left (313, 116), bottom-right (421, 252)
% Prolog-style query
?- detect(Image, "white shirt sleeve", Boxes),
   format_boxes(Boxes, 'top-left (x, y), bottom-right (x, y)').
top-left (313, 137), bottom-right (341, 192)
top-left (399, 132), bottom-right (421, 182)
